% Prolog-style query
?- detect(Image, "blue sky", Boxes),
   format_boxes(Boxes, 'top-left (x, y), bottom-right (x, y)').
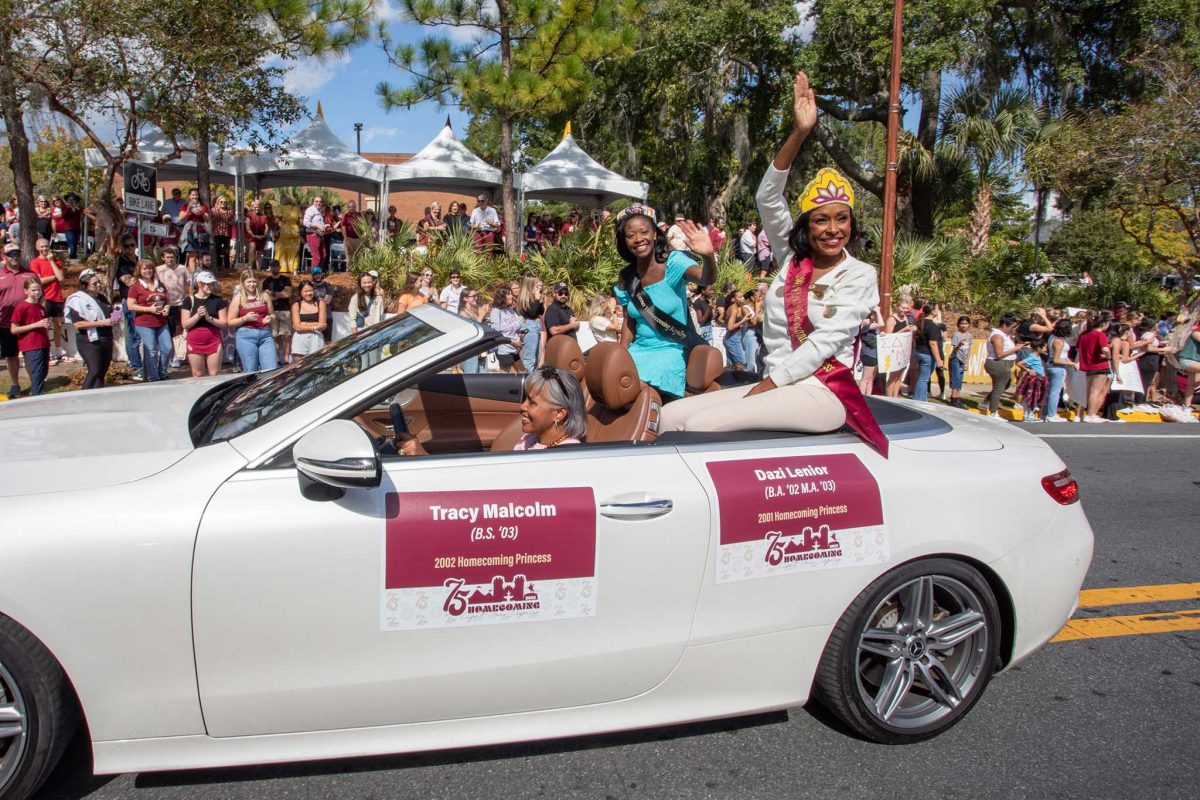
top-left (284, 5), bottom-right (473, 155)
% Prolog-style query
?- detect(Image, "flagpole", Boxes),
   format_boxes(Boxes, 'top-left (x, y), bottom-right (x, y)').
top-left (879, 0), bottom-right (904, 320)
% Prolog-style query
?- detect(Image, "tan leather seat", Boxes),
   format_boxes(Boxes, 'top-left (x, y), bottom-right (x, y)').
top-left (490, 336), bottom-right (592, 452)
top-left (545, 336), bottom-right (588, 402)
top-left (686, 344), bottom-right (724, 395)
top-left (583, 342), bottom-right (661, 443)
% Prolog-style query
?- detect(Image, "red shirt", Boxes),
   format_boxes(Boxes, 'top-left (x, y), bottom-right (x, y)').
top-left (127, 280), bottom-right (169, 328)
top-left (245, 212), bottom-right (269, 241)
top-left (29, 256), bottom-right (65, 303)
top-left (11, 301), bottom-right (50, 351)
top-left (0, 265), bottom-right (32, 326)
top-left (1076, 328), bottom-right (1110, 371)
top-left (341, 211), bottom-right (362, 238)
top-left (709, 227), bottom-right (726, 252)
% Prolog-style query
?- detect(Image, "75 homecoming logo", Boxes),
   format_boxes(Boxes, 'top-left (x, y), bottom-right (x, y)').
top-left (442, 575), bottom-right (541, 617)
top-left (764, 525), bottom-right (842, 566)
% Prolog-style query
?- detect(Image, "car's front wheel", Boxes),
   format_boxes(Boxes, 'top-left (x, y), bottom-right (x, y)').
top-left (0, 616), bottom-right (78, 800)
top-left (814, 558), bottom-right (1001, 743)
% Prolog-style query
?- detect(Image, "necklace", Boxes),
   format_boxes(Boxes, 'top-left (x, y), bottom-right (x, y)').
top-left (544, 432), bottom-right (571, 449)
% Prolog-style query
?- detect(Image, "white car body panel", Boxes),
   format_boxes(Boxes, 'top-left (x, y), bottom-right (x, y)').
top-left (192, 447), bottom-right (710, 736)
top-left (0, 305), bottom-right (1094, 779)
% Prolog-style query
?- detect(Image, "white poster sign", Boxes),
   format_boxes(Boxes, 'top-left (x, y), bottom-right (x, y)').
top-left (877, 332), bottom-right (912, 375)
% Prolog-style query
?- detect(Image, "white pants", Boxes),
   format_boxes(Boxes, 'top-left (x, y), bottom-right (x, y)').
top-left (660, 379), bottom-right (846, 433)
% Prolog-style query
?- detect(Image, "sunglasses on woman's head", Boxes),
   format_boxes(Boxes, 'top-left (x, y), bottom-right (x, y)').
top-left (538, 365), bottom-right (568, 395)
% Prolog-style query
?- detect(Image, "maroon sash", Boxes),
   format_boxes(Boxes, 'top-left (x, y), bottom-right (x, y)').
top-left (783, 257), bottom-right (889, 458)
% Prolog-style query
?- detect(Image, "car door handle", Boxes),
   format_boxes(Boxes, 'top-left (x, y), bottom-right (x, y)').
top-left (599, 497), bottom-right (674, 519)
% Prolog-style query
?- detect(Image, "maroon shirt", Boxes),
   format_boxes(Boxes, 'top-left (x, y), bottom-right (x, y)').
top-left (128, 280), bottom-right (169, 328)
top-left (0, 265), bottom-right (32, 327)
top-left (11, 301), bottom-right (50, 351)
top-left (1076, 328), bottom-right (1110, 371)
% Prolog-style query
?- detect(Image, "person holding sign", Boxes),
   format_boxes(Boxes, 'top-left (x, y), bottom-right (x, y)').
top-left (660, 72), bottom-right (888, 456)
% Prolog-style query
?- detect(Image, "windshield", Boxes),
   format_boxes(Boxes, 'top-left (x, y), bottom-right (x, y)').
top-left (203, 314), bottom-right (440, 443)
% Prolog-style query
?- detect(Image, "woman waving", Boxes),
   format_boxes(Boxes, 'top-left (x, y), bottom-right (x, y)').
top-left (661, 72), bottom-right (887, 455)
top-left (612, 206), bottom-right (717, 402)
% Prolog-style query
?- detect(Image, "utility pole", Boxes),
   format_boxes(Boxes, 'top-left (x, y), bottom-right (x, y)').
top-left (354, 123), bottom-right (363, 211)
top-left (878, 0), bottom-right (904, 319)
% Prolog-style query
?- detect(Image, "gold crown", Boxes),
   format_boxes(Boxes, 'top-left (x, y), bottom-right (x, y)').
top-left (797, 168), bottom-right (855, 215)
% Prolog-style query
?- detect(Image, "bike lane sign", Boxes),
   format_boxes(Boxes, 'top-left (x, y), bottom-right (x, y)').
top-left (122, 162), bottom-right (158, 215)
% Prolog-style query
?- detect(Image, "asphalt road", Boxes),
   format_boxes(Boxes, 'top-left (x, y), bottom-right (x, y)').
top-left (38, 425), bottom-right (1200, 800)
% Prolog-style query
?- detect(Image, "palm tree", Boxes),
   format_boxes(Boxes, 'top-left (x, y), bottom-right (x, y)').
top-left (940, 86), bottom-right (1044, 256)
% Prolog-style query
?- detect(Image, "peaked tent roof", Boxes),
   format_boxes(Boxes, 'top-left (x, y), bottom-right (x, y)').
top-left (238, 115), bottom-right (385, 193)
top-left (521, 133), bottom-right (646, 207)
top-left (83, 126), bottom-right (238, 185)
top-left (386, 123), bottom-right (502, 195)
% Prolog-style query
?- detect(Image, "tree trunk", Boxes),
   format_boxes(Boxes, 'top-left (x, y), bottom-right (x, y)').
top-left (196, 127), bottom-right (212, 207)
top-left (968, 183), bottom-right (992, 257)
top-left (911, 69), bottom-right (941, 238)
top-left (500, 114), bottom-right (518, 256)
top-left (497, 8), bottom-right (518, 256)
top-left (0, 28), bottom-right (36, 261)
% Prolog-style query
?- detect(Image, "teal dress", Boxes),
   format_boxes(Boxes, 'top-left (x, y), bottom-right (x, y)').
top-left (614, 251), bottom-right (695, 399)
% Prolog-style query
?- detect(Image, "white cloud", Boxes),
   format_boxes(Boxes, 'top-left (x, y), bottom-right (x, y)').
top-left (362, 125), bottom-right (399, 144)
top-left (374, 0), bottom-right (405, 22)
top-left (280, 53), bottom-right (352, 96)
top-left (784, 0), bottom-right (816, 43)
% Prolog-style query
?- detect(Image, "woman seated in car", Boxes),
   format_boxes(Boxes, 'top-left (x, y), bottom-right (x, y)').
top-left (397, 366), bottom-right (587, 455)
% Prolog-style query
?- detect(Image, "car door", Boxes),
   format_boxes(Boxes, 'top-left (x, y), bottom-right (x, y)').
top-left (192, 443), bottom-right (710, 738)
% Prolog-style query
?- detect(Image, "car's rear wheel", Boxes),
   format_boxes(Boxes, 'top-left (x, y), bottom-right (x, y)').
top-left (0, 616), bottom-right (78, 800)
top-left (814, 558), bottom-right (1000, 743)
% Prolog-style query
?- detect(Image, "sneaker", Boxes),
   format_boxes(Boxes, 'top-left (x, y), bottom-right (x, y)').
top-left (1044, 415), bottom-right (1068, 423)
top-left (988, 412), bottom-right (1001, 419)
top-left (132, 370), bottom-right (145, 382)
top-left (1083, 415), bottom-right (1107, 424)
top-left (169, 359), bottom-right (182, 369)
top-left (6, 385), bottom-right (19, 398)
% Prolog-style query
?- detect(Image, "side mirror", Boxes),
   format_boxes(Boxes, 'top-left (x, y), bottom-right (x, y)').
top-left (294, 420), bottom-right (381, 500)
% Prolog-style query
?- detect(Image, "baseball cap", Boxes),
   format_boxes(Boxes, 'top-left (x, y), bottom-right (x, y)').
top-left (193, 271), bottom-right (218, 285)
top-left (674, 214), bottom-right (685, 221)
top-left (553, 282), bottom-right (569, 294)
top-left (3, 242), bottom-right (19, 254)
top-left (78, 268), bottom-right (96, 283)
top-left (311, 266), bottom-right (324, 274)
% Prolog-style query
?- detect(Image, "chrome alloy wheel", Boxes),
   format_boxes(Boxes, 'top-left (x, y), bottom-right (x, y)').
top-left (854, 574), bottom-right (990, 730)
top-left (0, 660), bottom-right (29, 795)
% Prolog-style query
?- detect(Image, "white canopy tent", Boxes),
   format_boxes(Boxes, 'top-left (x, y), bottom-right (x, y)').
top-left (521, 131), bottom-right (646, 207)
top-left (236, 114), bottom-right (385, 195)
top-left (83, 126), bottom-right (239, 185)
top-left (383, 122), bottom-right (503, 199)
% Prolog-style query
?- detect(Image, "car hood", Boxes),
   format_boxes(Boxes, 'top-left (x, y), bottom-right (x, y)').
top-left (0, 376), bottom-right (236, 497)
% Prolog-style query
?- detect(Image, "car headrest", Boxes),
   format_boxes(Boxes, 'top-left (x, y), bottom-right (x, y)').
top-left (545, 335), bottom-right (586, 385)
top-left (585, 342), bottom-right (642, 410)
top-left (686, 344), bottom-right (724, 394)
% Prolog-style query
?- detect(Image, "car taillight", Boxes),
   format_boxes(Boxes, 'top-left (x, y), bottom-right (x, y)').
top-left (1041, 469), bottom-right (1079, 505)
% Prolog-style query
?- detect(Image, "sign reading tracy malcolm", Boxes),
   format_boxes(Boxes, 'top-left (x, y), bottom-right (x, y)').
top-left (122, 162), bottom-right (158, 216)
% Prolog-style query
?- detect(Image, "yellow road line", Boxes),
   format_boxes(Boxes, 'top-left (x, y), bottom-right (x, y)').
top-left (1052, 609), bottom-right (1200, 642)
top-left (1077, 582), bottom-right (1200, 609)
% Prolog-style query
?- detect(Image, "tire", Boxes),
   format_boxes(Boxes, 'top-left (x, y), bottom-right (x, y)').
top-left (813, 558), bottom-right (1001, 744)
top-left (0, 616), bottom-right (79, 800)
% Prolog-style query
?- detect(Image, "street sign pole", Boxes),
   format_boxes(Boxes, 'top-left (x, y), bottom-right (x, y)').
top-left (136, 214), bottom-right (143, 260)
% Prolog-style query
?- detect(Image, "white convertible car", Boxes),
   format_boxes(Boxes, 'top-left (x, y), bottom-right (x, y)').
top-left (0, 306), bottom-right (1092, 799)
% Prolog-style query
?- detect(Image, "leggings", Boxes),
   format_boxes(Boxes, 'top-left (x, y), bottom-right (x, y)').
top-left (660, 379), bottom-right (845, 434)
top-left (76, 336), bottom-right (113, 389)
top-left (984, 359), bottom-right (1014, 414)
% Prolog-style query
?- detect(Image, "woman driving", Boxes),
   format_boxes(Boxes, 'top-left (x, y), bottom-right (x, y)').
top-left (660, 71), bottom-right (888, 456)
